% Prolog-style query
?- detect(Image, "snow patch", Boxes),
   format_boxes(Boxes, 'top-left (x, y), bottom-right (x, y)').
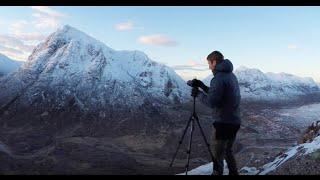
top-left (177, 160), bottom-right (229, 175)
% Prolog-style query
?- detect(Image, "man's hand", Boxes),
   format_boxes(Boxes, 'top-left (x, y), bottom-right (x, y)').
top-left (191, 87), bottom-right (200, 97)
top-left (192, 79), bottom-right (209, 93)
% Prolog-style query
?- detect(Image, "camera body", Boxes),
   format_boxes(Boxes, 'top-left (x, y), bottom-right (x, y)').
top-left (187, 79), bottom-right (200, 88)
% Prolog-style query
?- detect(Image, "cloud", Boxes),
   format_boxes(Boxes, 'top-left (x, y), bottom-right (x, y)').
top-left (175, 70), bottom-right (209, 81)
top-left (186, 60), bottom-right (207, 67)
top-left (171, 60), bottom-right (208, 71)
top-left (288, 44), bottom-right (298, 50)
top-left (32, 12), bottom-right (60, 29)
top-left (0, 35), bottom-right (35, 52)
top-left (115, 21), bottom-right (144, 31)
top-left (0, 35), bottom-right (35, 60)
top-left (0, 44), bottom-right (24, 55)
top-left (30, 6), bottom-right (67, 30)
top-left (0, 44), bottom-right (29, 61)
top-left (115, 21), bottom-right (134, 31)
top-left (30, 6), bottom-right (66, 18)
top-left (9, 20), bottom-right (46, 41)
top-left (138, 34), bottom-right (178, 47)
top-left (14, 32), bottom-right (46, 41)
top-left (10, 20), bottom-right (28, 31)
top-left (0, 7), bottom-right (66, 61)
top-left (171, 65), bottom-right (208, 71)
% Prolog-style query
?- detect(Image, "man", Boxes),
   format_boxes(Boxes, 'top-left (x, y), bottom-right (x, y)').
top-left (191, 51), bottom-right (241, 175)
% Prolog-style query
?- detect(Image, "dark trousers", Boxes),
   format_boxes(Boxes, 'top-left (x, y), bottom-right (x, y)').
top-left (212, 123), bottom-right (240, 175)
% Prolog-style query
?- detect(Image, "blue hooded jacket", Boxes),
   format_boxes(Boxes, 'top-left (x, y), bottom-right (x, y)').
top-left (198, 59), bottom-right (241, 126)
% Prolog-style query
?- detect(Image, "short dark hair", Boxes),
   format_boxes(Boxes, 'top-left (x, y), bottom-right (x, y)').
top-left (207, 51), bottom-right (224, 63)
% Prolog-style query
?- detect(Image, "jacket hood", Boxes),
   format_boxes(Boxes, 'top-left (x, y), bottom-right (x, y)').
top-left (214, 59), bottom-right (233, 74)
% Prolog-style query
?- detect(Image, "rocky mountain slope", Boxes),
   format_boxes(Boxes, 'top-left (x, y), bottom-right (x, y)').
top-left (182, 121), bottom-right (320, 175)
top-left (203, 66), bottom-right (320, 102)
top-left (0, 54), bottom-right (23, 77)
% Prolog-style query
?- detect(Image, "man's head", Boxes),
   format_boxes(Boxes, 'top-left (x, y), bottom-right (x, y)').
top-left (207, 51), bottom-right (224, 70)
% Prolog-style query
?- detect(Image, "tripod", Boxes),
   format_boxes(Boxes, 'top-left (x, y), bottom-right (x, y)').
top-left (169, 87), bottom-right (215, 175)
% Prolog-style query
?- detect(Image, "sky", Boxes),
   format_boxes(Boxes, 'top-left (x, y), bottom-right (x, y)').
top-left (0, 6), bottom-right (320, 82)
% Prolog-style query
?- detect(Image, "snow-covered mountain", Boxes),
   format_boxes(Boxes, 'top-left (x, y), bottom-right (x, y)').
top-left (0, 25), bottom-right (190, 112)
top-left (203, 66), bottom-right (320, 101)
top-left (0, 54), bottom-right (23, 77)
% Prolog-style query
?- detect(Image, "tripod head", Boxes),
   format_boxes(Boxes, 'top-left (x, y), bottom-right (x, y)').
top-left (187, 79), bottom-right (200, 98)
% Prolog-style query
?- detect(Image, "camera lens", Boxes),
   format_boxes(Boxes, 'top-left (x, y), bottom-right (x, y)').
top-left (187, 80), bottom-right (194, 87)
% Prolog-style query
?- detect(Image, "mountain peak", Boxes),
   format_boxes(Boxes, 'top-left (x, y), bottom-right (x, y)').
top-left (60, 24), bottom-right (73, 31)
top-left (47, 24), bottom-right (114, 52)
top-left (235, 65), bottom-right (249, 71)
top-left (1, 25), bottom-right (190, 109)
top-left (235, 66), bottom-right (263, 73)
top-left (56, 24), bottom-right (87, 38)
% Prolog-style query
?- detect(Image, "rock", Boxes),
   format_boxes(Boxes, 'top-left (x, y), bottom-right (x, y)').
top-left (41, 111), bottom-right (49, 117)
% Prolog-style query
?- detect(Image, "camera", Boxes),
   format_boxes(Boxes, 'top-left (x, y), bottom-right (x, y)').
top-left (187, 79), bottom-right (199, 88)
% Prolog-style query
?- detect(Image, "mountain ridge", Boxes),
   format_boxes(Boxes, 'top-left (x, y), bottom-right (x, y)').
top-left (0, 53), bottom-right (23, 76)
top-left (203, 65), bottom-right (320, 101)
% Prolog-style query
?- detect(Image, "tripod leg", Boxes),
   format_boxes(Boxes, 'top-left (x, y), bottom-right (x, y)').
top-left (194, 115), bottom-right (215, 164)
top-left (185, 117), bottom-right (195, 175)
top-left (169, 115), bottom-right (193, 167)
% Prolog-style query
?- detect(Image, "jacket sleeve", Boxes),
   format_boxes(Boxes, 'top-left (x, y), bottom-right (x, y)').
top-left (198, 78), bottom-right (224, 108)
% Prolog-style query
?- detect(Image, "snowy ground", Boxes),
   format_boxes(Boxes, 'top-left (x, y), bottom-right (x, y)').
top-left (176, 161), bottom-right (229, 175)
